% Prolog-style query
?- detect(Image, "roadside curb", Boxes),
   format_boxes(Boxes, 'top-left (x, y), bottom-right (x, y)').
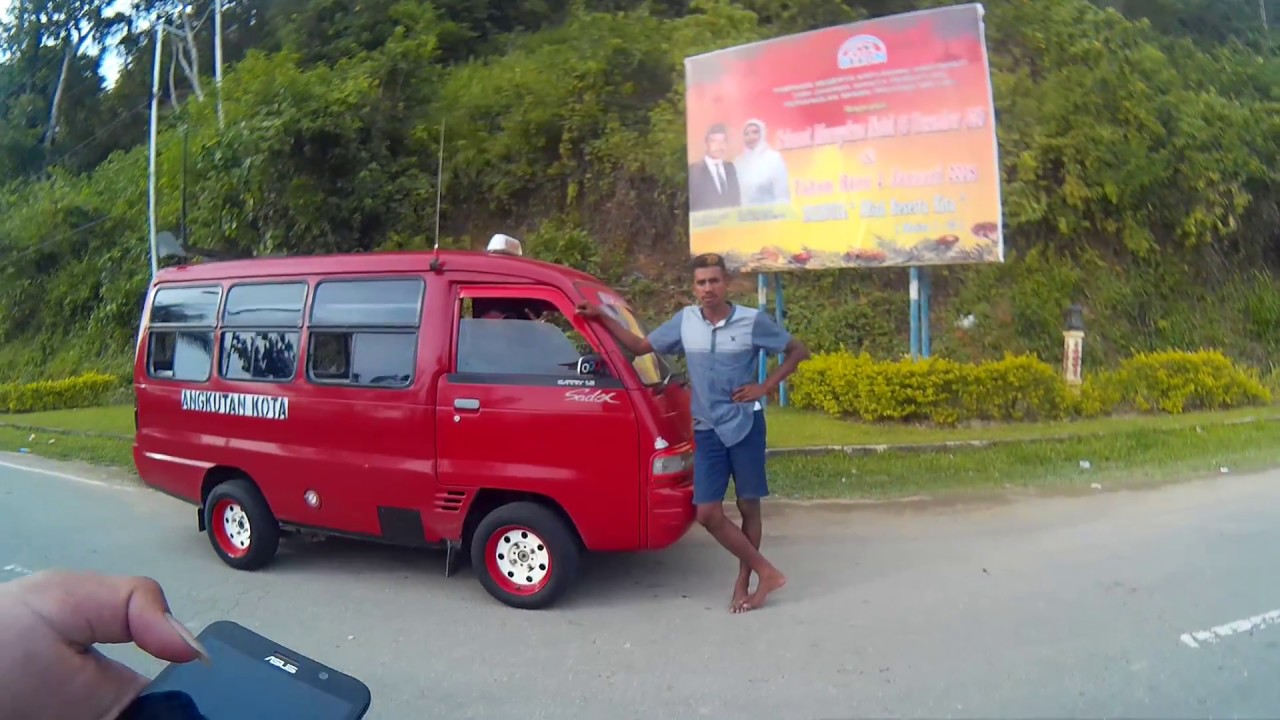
top-left (767, 437), bottom-right (1010, 457)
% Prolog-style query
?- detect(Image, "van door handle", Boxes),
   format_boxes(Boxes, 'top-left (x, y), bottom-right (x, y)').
top-left (454, 398), bottom-right (481, 411)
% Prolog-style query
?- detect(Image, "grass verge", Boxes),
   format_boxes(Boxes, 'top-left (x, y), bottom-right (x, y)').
top-left (0, 425), bottom-right (133, 467)
top-left (765, 421), bottom-right (1280, 500)
top-left (0, 405), bottom-right (134, 436)
top-left (4, 407), bottom-right (1280, 501)
top-left (765, 404), bottom-right (1280, 448)
top-left (6, 403), bottom-right (1280, 449)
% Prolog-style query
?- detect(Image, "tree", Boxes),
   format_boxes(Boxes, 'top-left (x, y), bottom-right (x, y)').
top-left (35, 0), bottom-right (122, 148)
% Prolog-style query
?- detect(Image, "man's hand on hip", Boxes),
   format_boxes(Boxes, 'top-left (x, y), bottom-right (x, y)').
top-left (732, 383), bottom-right (769, 404)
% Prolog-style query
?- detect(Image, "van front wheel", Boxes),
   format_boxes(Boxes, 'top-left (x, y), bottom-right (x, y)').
top-left (471, 502), bottom-right (579, 610)
top-left (204, 479), bottom-right (280, 571)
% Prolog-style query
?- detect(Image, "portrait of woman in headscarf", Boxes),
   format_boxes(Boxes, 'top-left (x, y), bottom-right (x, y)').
top-left (735, 119), bottom-right (791, 207)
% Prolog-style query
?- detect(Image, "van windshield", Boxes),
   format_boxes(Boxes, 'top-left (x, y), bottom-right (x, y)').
top-left (587, 288), bottom-right (667, 387)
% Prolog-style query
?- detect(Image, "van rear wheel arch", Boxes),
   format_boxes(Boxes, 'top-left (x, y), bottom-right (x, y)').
top-left (201, 465), bottom-right (256, 507)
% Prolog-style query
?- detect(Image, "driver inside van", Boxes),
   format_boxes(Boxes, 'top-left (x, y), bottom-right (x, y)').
top-left (474, 298), bottom-right (551, 322)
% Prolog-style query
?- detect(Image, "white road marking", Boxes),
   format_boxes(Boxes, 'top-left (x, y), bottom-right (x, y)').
top-left (0, 458), bottom-right (134, 491)
top-left (1180, 608), bottom-right (1280, 648)
top-left (2, 563), bottom-right (34, 577)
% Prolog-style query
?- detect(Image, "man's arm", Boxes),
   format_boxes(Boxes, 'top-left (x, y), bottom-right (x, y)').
top-left (577, 304), bottom-right (684, 357)
top-left (761, 335), bottom-right (810, 392)
top-left (733, 312), bottom-right (809, 402)
top-left (599, 311), bottom-right (653, 356)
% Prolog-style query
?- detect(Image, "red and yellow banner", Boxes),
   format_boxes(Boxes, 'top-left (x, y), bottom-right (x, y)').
top-left (683, 3), bottom-right (1003, 271)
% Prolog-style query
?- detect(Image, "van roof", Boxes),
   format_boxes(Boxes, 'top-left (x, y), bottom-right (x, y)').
top-left (153, 249), bottom-right (607, 287)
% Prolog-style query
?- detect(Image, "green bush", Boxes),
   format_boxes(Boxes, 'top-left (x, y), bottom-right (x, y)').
top-left (0, 372), bottom-right (124, 414)
top-left (1091, 350), bottom-right (1271, 414)
top-left (790, 349), bottom-right (1270, 425)
top-left (789, 352), bottom-right (1071, 425)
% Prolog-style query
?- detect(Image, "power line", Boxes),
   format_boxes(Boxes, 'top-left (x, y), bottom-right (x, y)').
top-left (50, 95), bottom-right (153, 165)
top-left (0, 50), bottom-right (74, 113)
top-left (0, 209), bottom-right (135, 264)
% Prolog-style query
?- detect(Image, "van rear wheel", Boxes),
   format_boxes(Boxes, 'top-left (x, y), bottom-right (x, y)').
top-left (471, 502), bottom-right (579, 610)
top-left (204, 478), bottom-right (280, 571)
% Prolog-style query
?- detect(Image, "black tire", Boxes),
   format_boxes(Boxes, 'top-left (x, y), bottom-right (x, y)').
top-left (203, 478), bottom-right (280, 571)
top-left (470, 501), bottom-right (579, 610)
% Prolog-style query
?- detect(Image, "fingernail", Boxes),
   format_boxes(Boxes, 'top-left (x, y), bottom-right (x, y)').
top-left (166, 614), bottom-right (212, 665)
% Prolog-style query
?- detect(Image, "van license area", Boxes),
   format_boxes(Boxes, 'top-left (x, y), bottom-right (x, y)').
top-left (181, 389), bottom-right (289, 421)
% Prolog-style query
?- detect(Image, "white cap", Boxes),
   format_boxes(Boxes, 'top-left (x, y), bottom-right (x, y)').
top-left (486, 233), bottom-right (524, 256)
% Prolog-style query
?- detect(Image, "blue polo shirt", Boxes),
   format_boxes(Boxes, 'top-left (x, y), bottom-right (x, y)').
top-left (647, 303), bottom-right (792, 447)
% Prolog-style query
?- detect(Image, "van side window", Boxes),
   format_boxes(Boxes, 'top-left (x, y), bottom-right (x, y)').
top-left (147, 286), bottom-right (221, 382)
top-left (455, 297), bottom-right (598, 380)
top-left (219, 282), bottom-right (306, 383)
top-left (307, 278), bottom-right (424, 388)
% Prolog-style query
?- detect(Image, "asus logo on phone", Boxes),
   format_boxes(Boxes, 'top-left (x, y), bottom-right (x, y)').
top-left (265, 654), bottom-right (298, 674)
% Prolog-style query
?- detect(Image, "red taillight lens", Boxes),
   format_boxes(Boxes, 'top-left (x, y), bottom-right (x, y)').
top-left (651, 449), bottom-right (693, 478)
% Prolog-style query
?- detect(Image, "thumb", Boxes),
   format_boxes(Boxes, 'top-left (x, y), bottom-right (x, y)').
top-left (20, 570), bottom-right (207, 665)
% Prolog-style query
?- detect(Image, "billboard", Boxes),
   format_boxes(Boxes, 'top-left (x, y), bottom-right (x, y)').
top-left (683, 3), bottom-right (1003, 272)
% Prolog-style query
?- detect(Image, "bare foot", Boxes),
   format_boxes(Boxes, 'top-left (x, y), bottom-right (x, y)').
top-left (740, 570), bottom-right (786, 612)
top-left (730, 573), bottom-right (751, 613)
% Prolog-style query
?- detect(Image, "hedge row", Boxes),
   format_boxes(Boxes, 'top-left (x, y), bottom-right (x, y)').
top-left (1, 351), bottom-right (1267, 422)
top-left (0, 372), bottom-right (124, 414)
top-left (788, 350), bottom-right (1271, 425)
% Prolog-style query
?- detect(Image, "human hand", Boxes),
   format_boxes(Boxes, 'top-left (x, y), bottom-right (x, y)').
top-left (575, 301), bottom-right (602, 319)
top-left (0, 569), bottom-right (210, 720)
top-left (732, 383), bottom-right (769, 404)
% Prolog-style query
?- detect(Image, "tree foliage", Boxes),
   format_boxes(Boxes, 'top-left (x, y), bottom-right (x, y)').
top-left (0, 0), bottom-right (1277, 381)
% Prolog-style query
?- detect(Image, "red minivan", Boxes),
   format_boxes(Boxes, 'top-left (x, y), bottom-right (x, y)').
top-left (132, 238), bottom-right (696, 609)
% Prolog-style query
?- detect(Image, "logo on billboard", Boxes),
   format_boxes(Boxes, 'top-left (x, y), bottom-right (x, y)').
top-left (837, 34), bottom-right (888, 70)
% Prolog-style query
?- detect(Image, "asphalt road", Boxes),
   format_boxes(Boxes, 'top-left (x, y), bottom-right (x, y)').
top-left (2, 453), bottom-right (1279, 719)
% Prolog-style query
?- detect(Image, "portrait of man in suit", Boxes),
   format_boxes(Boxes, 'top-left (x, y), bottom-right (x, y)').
top-left (688, 123), bottom-right (741, 212)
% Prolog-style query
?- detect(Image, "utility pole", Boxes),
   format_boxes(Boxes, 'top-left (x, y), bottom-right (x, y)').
top-left (214, 0), bottom-right (224, 126)
top-left (148, 23), bottom-right (163, 279)
top-left (1260, 0), bottom-right (1271, 53)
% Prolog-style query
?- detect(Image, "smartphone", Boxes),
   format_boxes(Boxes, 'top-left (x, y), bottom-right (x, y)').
top-left (116, 620), bottom-right (371, 720)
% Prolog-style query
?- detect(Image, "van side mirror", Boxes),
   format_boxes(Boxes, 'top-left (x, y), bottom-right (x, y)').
top-left (576, 354), bottom-right (606, 377)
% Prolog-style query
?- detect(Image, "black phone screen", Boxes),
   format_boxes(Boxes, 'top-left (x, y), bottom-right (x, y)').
top-left (117, 635), bottom-right (365, 720)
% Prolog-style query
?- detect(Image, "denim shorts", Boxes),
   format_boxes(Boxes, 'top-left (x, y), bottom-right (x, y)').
top-left (692, 410), bottom-right (769, 505)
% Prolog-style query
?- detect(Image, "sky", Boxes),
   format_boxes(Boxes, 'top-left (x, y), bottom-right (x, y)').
top-left (0, 0), bottom-right (133, 89)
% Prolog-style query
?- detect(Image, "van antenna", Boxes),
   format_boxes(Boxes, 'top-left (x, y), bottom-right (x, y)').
top-left (430, 119), bottom-right (445, 273)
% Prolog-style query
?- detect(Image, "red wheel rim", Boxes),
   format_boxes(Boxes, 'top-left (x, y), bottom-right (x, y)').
top-left (212, 499), bottom-right (251, 559)
top-left (484, 524), bottom-right (552, 596)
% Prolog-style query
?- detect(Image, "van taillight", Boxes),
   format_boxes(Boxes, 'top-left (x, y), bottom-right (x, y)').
top-left (651, 449), bottom-right (693, 478)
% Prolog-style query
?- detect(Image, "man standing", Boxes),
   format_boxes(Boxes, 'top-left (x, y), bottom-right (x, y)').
top-left (576, 253), bottom-right (810, 612)
top-left (687, 123), bottom-right (742, 212)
